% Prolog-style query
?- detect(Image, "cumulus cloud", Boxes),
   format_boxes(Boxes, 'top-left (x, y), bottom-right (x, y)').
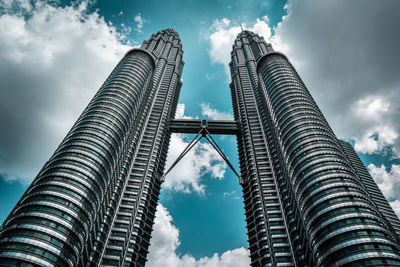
top-left (0, 1), bottom-right (130, 183)
top-left (175, 103), bottom-right (195, 120)
top-left (164, 104), bottom-right (227, 194)
top-left (147, 203), bottom-right (250, 267)
top-left (351, 96), bottom-right (397, 154)
top-left (368, 164), bottom-right (400, 216)
top-left (208, 17), bottom-right (271, 69)
top-left (353, 97), bottom-right (390, 120)
top-left (354, 126), bottom-right (398, 154)
top-left (134, 13), bottom-right (147, 33)
top-left (201, 103), bottom-right (233, 120)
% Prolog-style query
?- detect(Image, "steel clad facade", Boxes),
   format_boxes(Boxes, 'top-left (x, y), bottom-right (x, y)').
top-left (340, 140), bottom-right (400, 238)
top-left (230, 30), bottom-right (400, 266)
top-left (0, 29), bottom-right (183, 267)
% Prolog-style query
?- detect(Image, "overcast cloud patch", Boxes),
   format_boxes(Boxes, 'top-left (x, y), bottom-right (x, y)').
top-left (368, 164), bottom-right (400, 216)
top-left (0, 1), bottom-right (130, 183)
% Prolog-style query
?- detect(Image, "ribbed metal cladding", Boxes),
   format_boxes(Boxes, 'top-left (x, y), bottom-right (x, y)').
top-left (0, 49), bottom-right (155, 266)
top-left (0, 29), bottom-right (183, 267)
top-left (340, 140), bottom-right (400, 238)
top-left (256, 52), bottom-right (400, 266)
top-left (230, 31), bottom-right (297, 266)
top-left (96, 29), bottom-right (184, 267)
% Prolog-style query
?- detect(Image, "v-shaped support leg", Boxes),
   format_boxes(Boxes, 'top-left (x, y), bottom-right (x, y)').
top-left (161, 129), bottom-right (241, 182)
top-left (161, 129), bottom-right (203, 182)
top-left (203, 128), bottom-right (241, 180)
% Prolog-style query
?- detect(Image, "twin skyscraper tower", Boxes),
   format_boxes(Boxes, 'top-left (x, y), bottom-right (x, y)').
top-left (1, 29), bottom-right (400, 266)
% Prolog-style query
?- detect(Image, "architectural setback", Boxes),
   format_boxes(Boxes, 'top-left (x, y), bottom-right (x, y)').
top-left (0, 28), bottom-right (400, 267)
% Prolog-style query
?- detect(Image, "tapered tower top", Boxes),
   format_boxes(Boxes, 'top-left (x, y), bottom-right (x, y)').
top-left (229, 30), bottom-right (274, 76)
top-left (139, 28), bottom-right (184, 72)
top-left (141, 28), bottom-right (182, 50)
top-left (232, 30), bottom-right (272, 50)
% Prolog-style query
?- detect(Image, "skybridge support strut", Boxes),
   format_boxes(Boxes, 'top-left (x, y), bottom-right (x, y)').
top-left (161, 119), bottom-right (241, 181)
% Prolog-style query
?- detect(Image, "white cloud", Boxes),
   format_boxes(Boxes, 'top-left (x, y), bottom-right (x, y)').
top-left (354, 96), bottom-right (390, 120)
top-left (368, 164), bottom-right (400, 200)
top-left (147, 203), bottom-right (186, 266)
top-left (208, 19), bottom-right (240, 67)
top-left (201, 103), bottom-right (233, 120)
top-left (119, 22), bottom-right (132, 36)
top-left (147, 203), bottom-right (250, 267)
top-left (176, 103), bottom-right (195, 120)
top-left (250, 18), bottom-right (271, 40)
top-left (195, 249), bottom-right (250, 267)
top-left (134, 13), bottom-right (147, 33)
top-left (354, 126), bottom-right (398, 154)
top-left (0, 1), bottom-right (130, 183)
top-left (208, 17), bottom-right (271, 69)
top-left (368, 164), bottom-right (400, 217)
top-left (350, 96), bottom-right (397, 154)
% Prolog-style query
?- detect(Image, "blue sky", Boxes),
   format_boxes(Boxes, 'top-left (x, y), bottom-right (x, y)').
top-left (1, 0), bottom-right (400, 266)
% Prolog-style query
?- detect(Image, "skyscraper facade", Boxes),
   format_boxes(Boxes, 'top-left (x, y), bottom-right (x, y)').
top-left (340, 140), bottom-right (400, 238)
top-left (0, 29), bottom-right (183, 266)
top-left (230, 30), bottom-right (400, 266)
top-left (1, 28), bottom-right (400, 267)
